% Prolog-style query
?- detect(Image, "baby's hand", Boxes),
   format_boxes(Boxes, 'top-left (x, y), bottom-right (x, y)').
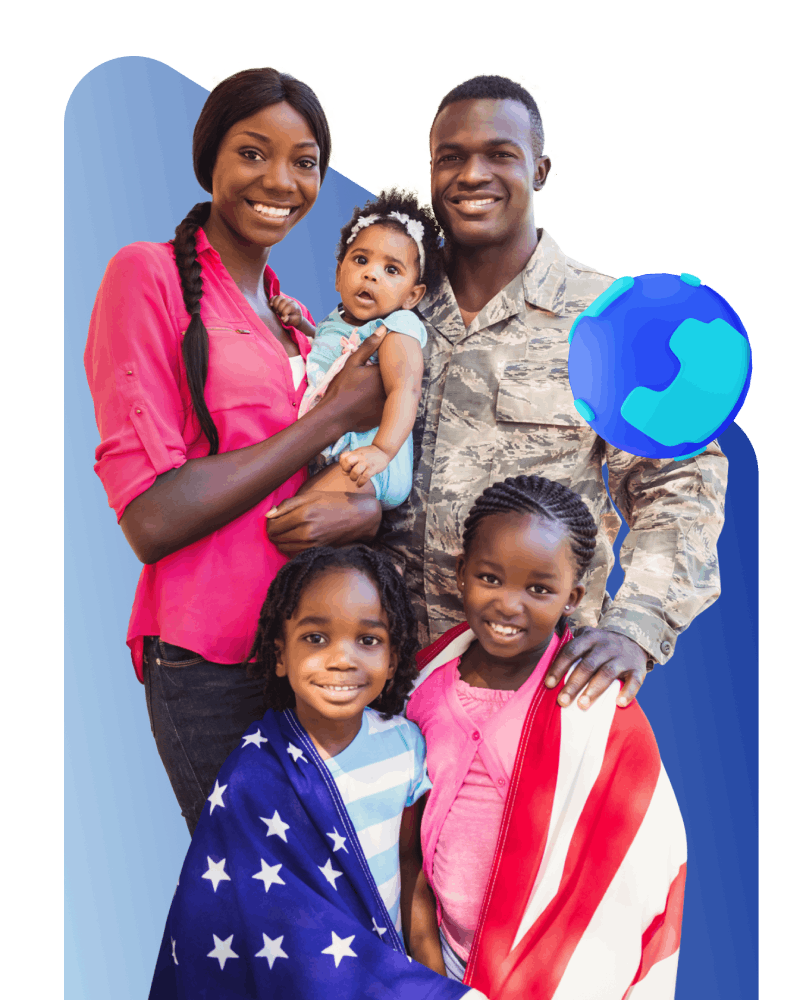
top-left (339, 445), bottom-right (390, 488)
top-left (269, 294), bottom-right (304, 329)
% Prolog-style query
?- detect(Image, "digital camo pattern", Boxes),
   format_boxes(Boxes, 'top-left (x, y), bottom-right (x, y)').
top-left (379, 231), bottom-right (728, 663)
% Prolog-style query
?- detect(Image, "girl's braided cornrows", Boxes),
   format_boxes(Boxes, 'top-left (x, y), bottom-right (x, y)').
top-left (463, 476), bottom-right (597, 635)
top-left (246, 545), bottom-right (419, 719)
top-left (462, 474), bottom-right (598, 580)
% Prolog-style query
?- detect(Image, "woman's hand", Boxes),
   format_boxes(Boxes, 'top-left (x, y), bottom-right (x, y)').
top-left (266, 490), bottom-right (382, 556)
top-left (318, 326), bottom-right (387, 435)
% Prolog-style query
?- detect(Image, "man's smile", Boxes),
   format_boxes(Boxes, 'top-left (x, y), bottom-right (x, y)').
top-left (446, 194), bottom-right (504, 218)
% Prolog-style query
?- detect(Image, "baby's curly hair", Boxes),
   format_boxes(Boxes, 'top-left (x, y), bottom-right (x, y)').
top-left (246, 545), bottom-right (419, 719)
top-left (335, 188), bottom-right (443, 289)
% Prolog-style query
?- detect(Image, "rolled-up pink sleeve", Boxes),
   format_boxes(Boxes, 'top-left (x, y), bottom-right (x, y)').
top-left (84, 244), bottom-right (189, 520)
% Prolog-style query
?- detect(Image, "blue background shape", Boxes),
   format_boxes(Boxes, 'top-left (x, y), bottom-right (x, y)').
top-left (65, 58), bottom-right (757, 1000)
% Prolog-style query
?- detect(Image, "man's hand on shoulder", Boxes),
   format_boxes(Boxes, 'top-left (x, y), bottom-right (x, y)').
top-left (544, 628), bottom-right (650, 710)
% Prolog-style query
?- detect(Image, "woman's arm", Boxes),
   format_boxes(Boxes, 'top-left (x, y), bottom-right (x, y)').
top-left (120, 330), bottom-right (386, 564)
top-left (399, 798), bottom-right (446, 975)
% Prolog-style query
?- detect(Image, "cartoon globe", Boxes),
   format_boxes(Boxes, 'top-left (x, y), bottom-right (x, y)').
top-left (567, 273), bottom-right (751, 460)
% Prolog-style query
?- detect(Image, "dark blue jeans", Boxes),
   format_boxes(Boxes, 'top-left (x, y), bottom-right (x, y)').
top-left (142, 636), bottom-right (266, 836)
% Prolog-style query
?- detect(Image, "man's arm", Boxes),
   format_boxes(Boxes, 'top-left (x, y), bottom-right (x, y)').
top-left (546, 441), bottom-right (727, 708)
top-left (399, 798), bottom-right (446, 975)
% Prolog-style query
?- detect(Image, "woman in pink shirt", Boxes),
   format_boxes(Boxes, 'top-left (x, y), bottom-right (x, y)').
top-left (85, 67), bottom-right (384, 834)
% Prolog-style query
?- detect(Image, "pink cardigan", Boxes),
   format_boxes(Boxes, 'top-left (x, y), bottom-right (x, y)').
top-left (406, 625), bottom-right (561, 894)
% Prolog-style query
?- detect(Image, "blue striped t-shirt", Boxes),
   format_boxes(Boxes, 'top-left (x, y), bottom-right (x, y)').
top-left (324, 708), bottom-right (431, 933)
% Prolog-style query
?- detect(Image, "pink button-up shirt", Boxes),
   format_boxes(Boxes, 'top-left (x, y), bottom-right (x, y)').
top-left (85, 230), bottom-right (313, 680)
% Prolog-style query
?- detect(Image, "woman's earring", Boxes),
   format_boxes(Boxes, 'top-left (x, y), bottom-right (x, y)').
top-left (564, 605), bottom-right (572, 611)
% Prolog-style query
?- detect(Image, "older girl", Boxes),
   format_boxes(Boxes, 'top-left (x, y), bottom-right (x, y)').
top-left (408, 475), bottom-right (687, 999)
top-left (85, 68), bottom-right (385, 834)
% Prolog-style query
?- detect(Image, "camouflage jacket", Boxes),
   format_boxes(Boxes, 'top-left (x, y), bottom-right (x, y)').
top-left (379, 231), bottom-right (728, 664)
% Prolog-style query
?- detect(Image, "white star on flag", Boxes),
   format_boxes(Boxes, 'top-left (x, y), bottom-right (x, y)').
top-left (207, 934), bottom-right (238, 970)
top-left (326, 828), bottom-right (349, 853)
top-left (319, 858), bottom-right (344, 889)
top-left (207, 780), bottom-right (227, 814)
top-left (371, 917), bottom-right (387, 937)
top-left (286, 742), bottom-right (308, 764)
top-left (252, 859), bottom-right (285, 893)
top-left (254, 933), bottom-right (288, 970)
top-left (242, 728), bottom-right (268, 749)
top-left (202, 857), bottom-right (231, 892)
top-left (171, 937), bottom-right (178, 965)
top-left (321, 931), bottom-right (357, 968)
top-left (260, 810), bottom-right (290, 842)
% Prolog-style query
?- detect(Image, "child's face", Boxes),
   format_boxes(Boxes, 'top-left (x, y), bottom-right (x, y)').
top-left (335, 223), bottom-right (426, 323)
top-left (456, 512), bottom-right (585, 662)
top-left (275, 567), bottom-right (397, 725)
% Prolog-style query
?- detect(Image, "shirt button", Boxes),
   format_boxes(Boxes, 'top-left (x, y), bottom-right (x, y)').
top-left (497, 778), bottom-right (505, 788)
top-left (471, 731), bottom-right (480, 741)
top-left (292, 401), bottom-right (297, 408)
top-left (126, 370), bottom-right (133, 375)
top-left (660, 640), bottom-right (672, 655)
top-left (135, 408), bottom-right (141, 414)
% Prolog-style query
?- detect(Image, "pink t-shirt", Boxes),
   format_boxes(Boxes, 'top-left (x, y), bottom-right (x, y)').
top-left (407, 633), bottom-right (560, 961)
top-left (85, 229), bottom-right (313, 680)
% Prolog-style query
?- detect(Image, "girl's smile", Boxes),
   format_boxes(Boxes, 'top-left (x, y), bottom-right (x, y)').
top-left (456, 511), bottom-right (584, 688)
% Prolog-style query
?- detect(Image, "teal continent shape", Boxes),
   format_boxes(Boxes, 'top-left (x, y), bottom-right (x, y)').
top-left (620, 318), bottom-right (750, 447)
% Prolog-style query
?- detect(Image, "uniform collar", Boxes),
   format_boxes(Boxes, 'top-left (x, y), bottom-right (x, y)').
top-left (419, 228), bottom-right (567, 342)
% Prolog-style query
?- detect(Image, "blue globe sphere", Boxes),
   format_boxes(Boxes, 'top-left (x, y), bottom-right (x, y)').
top-left (567, 273), bottom-right (751, 459)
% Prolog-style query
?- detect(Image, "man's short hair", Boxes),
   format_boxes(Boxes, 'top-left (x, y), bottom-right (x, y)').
top-left (432, 75), bottom-right (545, 158)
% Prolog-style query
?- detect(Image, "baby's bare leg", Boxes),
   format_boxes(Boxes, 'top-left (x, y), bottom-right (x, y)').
top-left (296, 463), bottom-right (377, 498)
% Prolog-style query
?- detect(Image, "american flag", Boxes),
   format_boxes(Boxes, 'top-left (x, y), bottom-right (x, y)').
top-left (149, 707), bottom-right (476, 999)
top-left (414, 625), bottom-right (687, 1000)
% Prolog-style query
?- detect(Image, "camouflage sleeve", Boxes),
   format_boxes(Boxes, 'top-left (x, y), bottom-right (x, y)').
top-left (599, 440), bottom-right (728, 665)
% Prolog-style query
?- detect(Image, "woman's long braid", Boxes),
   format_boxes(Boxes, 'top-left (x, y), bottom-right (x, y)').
top-left (246, 545), bottom-right (420, 719)
top-left (463, 474), bottom-right (598, 580)
top-left (172, 201), bottom-right (220, 455)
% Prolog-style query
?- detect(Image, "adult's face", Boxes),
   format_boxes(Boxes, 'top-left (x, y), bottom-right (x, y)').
top-left (209, 102), bottom-right (321, 249)
top-left (430, 98), bottom-right (550, 249)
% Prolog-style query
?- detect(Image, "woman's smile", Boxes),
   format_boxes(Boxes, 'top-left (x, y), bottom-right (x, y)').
top-left (246, 200), bottom-right (297, 220)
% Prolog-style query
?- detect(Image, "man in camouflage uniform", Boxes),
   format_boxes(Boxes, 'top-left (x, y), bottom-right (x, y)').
top-left (268, 74), bottom-right (727, 709)
top-left (379, 75), bottom-right (727, 710)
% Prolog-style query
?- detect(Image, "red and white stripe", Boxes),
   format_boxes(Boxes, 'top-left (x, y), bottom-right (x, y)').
top-left (416, 625), bottom-right (686, 1000)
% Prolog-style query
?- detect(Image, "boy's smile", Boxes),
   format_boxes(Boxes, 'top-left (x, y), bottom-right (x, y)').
top-left (275, 568), bottom-right (397, 745)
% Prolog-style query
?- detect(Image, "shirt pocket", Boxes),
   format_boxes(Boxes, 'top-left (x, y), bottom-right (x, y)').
top-left (203, 323), bottom-right (287, 414)
top-left (495, 360), bottom-right (586, 427)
